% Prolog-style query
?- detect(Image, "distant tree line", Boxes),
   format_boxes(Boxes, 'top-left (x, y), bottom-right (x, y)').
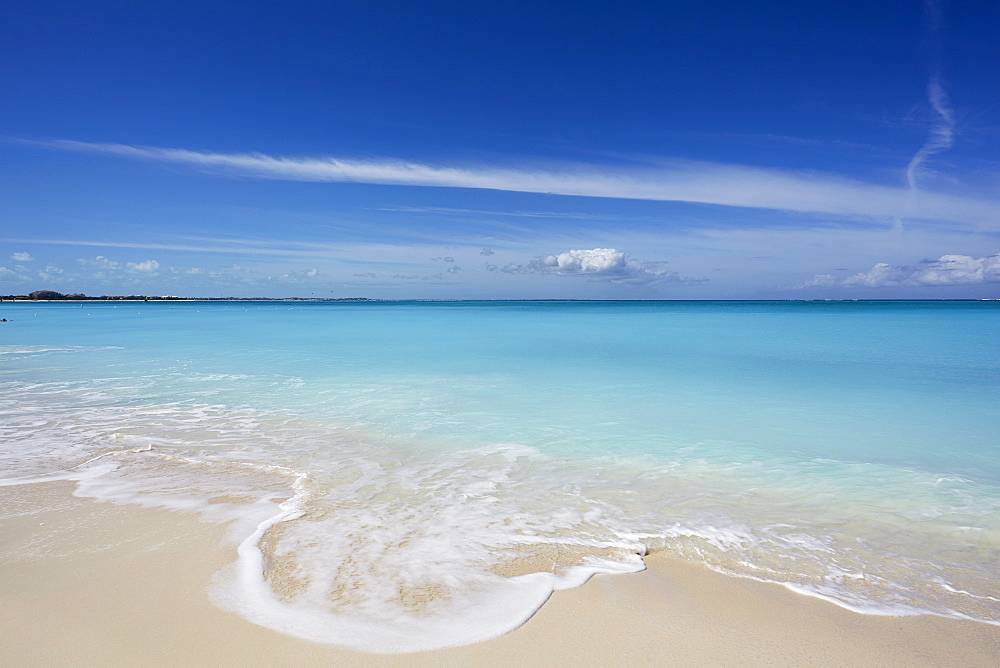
top-left (0, 290), bottom-right (373, 301)
top-left (0, 290), bottom-right (182, 301)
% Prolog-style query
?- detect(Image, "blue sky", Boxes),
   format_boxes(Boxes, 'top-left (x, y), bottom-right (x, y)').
top-left (2, 0), bottom-right (999, 299)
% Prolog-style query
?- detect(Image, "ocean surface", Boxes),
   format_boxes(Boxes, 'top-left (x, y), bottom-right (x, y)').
top-left (1, 299), bottom-right (998, 651)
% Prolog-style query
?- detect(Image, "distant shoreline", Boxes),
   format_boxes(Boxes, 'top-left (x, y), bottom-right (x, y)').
top-left (0, 294), bottom-right (375, 302)
top-left (2, 296), bottom-right (997, 303)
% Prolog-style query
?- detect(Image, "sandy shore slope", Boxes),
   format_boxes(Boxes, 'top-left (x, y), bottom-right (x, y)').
top-left (2, 481), bottom-right (997, 667)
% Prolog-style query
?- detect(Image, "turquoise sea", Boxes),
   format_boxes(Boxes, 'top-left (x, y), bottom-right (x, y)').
top-left (2, 300), bottom-right (998, 651)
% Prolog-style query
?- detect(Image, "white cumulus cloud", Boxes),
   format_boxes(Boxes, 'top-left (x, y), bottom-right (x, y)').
top-left (537, 248), bottom-right (629, 275)
top-left (78, 256), bottom-right (121, 270)
top-left (798, 274), bottom-right (839, 288)
top-left (126, 259), bottom-right (161, 274)
top-left (11, 252), bottom-right (35, 262)
top-left (77, 256), bottom-right (120, 278)
top-left (802, 253), bottom-right (1000, 288)
top-left (845, 253), bottom-right (1000, 287)
top-left (38, 264), bottom-right (66, 281)
top-left (502, 248), bottom-right (702, 285)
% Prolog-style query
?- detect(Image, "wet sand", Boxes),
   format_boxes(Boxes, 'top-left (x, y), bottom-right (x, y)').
top-left (2, 481), bottom-right (997, 666)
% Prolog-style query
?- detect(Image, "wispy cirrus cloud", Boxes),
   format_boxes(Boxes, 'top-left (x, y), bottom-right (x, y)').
top-left (376, 205), bottom-right (627, 221)
top-left (36, 139), bottom-right (1000, 229)
top-left (904, 0), bottom-right (955, 195)
top-left (905, 75), bottom-right (954, 194)
top-left (0, 235), bottom-right (405, 261)
top-left (1, 237), bottom-right (296, 255)
top-left (890, 0), bottom-right (956, 234)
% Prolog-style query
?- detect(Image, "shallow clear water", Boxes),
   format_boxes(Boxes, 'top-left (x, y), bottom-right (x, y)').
top-left (1, 300), bottom-right (998, 650)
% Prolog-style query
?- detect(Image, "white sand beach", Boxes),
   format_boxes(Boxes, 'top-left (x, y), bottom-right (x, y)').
top-left (2, 480), bottom-right (997, 667)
